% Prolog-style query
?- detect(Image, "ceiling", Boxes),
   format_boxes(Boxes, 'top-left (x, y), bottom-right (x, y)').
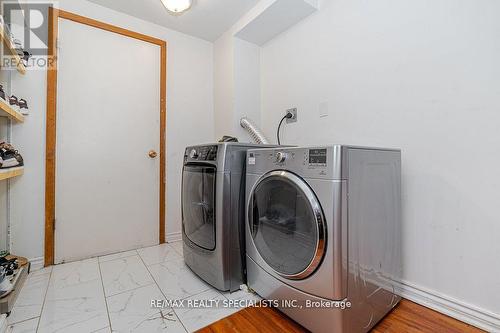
top-left (87, 0), bottom-right (260, 42)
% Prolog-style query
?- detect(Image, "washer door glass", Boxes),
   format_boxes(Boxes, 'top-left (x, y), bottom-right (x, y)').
top-left (249, 171), bottom-right (326, 279)
top-left (182, 165), bottom-right (216, 250)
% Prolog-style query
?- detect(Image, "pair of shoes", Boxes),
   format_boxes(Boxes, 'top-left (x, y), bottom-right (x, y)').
top-left (14, 40), bottom-right (32, 67)
top-left (0, 267), bottom-right (13, 299)
top-left (7, 95), bottom-right (29, 115)
top-left (0, 85), bottom-right (29, 115)
top-left (0, 142), bottom-right (24, 169)
top-left (17, 50), bottom-right (32, 68)
top-left (0, 257), bottom-right (19, 275)
top-left (0, 256), bottom-right (19, 269)
top-left (0, 256), bottom-right (18, 299)
top-left (0, 85), bottom-right (6, 102)
top-left (0, 257), bottom-right (18, 281)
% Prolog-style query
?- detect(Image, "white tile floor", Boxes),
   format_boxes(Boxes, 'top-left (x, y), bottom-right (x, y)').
top-left (7, 241), bottom-right (260, 333)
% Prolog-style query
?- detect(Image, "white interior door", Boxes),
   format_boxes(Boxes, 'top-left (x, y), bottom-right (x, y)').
top-left (55, 19), bottom-right (161, 263)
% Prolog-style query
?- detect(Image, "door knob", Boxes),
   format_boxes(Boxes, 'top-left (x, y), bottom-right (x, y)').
top-left (149, 150), bottom-right (158, 158)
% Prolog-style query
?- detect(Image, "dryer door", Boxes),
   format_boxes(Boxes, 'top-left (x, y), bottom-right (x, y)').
top-left (249, 171), bottom-right (326, 280)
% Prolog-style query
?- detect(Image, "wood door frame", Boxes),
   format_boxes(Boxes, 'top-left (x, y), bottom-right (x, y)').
top-left (45, 8), bottom-right (167, 267)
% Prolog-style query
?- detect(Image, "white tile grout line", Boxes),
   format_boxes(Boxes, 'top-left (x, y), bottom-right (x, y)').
top-left (98, 250), bottom-right (139, 264)
top-left (76, 245), bottom-right (183, 300)
top-left (138, 242), bottom-right (253, 330)
top-left (103, 281), bottom-right (157, 299)
top-left (98, 255), bottom-right (157, 298)
top-left (170, 310), bottom-right (189, 333)
top-left (167, 240), bottom-right (183, 256)
top-left (35, 267), bottom-right (54, 332)
top-left (97, 258), bottom-right (114, 332)
top-left (137, 245), bottom-right (191, 333)
top-left (6, 316), bottom-right (38, 328)
top-left (6, 272), bottom-right (52, 326)
top-left (90, 327), bottom-right (110, 333)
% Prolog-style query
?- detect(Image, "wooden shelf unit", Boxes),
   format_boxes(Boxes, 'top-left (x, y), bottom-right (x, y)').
top-left (0, 97), bottom-right (24, 122)
top-left (0, 167), bottom-right (24, 181)
top-left (0, 25), bottom-right (26, 75)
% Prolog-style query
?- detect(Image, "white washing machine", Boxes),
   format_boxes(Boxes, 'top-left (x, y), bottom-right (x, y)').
top-left (245, 145), bottom-right (402, 333)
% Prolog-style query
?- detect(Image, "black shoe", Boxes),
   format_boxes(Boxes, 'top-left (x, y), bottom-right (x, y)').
top-left (19, 98), bottom-right (29, 115)
top-left (0, 261), bottom-right (18, 272)
top-left (8, 95), bottom-right (20, 112)
top-left (0, 143), bottom-right (23, 169)
top-left (16, 50), bottom-right (32, 67)
top-left (0, 85), bottom-right (6, 102)
top-left (0, 267), bottom-right (13, 298)
top-left (0, 148), bottom-right (22, 168)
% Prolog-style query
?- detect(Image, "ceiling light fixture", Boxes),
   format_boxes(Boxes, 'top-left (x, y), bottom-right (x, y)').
top-left (160, 0), bottom-right (193, 14)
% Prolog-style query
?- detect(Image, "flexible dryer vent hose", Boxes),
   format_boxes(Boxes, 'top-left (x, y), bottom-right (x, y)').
top-left (240, 117), bottom-right (270, 145)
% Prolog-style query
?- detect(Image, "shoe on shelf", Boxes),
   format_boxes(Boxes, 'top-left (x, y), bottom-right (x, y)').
top-left (0, 142), bottom-right (23, 169)
top-left (8, 95), bottom-right (20, 112)
top-left (0, 149), bottom-right (20, 168)
top-left (12, 37), bottom-right (32, 66)
top-left (0, 142), bottom-right (16, 151)
top-left (0, 85), bottom-right (6, 102)
top-left (18, 50), bottom-right (32, 67)
top-left (5, 269), bottom-right (14, 281)
top-left (0, 278), bottom-right (13, 298)
top-left (0, 257), bottom-right (19, 272)
top-left (18, 98), bottom-right (29, 115)
top-left (0, 267), bottom-right (13, 299)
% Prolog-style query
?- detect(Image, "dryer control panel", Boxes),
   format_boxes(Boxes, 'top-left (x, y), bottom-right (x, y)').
top-left (247, 146), bottom-right (343, 180)
top-left (308, 148), bottom-right (327, 167)
top-left (267, 149), bottom-right (329, 168)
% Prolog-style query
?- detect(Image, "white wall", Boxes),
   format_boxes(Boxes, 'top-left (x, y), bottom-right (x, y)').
top-left (234, 38), bottom-right (262, 141)
top-left (213, 32), bottom-right (234, 140)
top-left (260, 0), bottom-right (500, 323)
top-left (213, 0), bottom-right (276, 142)
top-left (213, 34), bottom-right (262, 143)
top-left (9, 0), bottom-right (214, 261)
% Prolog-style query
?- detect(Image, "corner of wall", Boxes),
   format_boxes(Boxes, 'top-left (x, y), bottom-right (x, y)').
top-left (213, 32), bottom-right (236, 140)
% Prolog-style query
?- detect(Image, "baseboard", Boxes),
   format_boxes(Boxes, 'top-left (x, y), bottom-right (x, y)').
top-left (0, 314), bottom-right (8, 333)
top-left (166, 231), bottom-right (182, 243)
top-left (28, 256), bottom-right (44, 272)
top-left (393, 279), bottom-right (500, 332)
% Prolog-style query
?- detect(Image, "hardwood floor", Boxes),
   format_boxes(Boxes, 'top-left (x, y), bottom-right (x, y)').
top-left (197, 299), bottom-right (485, 333)
top-left (371, 300), bottom-right (483, 333)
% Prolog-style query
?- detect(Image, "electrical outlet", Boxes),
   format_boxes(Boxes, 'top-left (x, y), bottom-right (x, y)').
top-left (286, 108), bottom-right (298, 123)
top-left (319, 101), bottom-right (329, 118)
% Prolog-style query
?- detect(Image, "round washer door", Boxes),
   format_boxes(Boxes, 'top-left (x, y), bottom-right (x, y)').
top-left (249, 170), bottom-right (326, 280)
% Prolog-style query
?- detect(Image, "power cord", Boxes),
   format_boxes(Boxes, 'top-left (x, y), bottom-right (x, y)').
top-left (277, 112), bottom-right (293, 145)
